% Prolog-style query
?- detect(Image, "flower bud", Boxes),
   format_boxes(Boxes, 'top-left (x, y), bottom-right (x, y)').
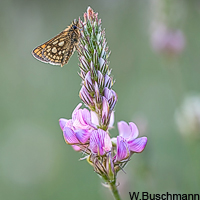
top-left (79, 85), bottom-right (95, 108)
top-left (104, 87), bottom-right (118, 111)
top-left (87, 6), bottom-right (95, 20)
top-left (79, 56), bottom-right (90, 72)
top-left (84, 71), bottom-right (93, 92)
top-left (104, 74), bottom-right (112, 88)
top-left (99, 58), bottom-right (105, 71)
top-left (101, 97), bottom-right (110, 126)
top-left (94, 81), bottom-right (101, 104)
top-left (97, 70), bottom-right (104, 90)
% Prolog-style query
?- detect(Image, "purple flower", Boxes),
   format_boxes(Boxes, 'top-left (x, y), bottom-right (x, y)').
top-left (57, 7), bottom-right (148, 191)
top-left (89, 129), bottom-right (112, 156)
top-left (115, 136), bottom-right (130, 162)
top-left (104, 87), bottom-right (117, 111)
top-left (151, 24), bottom-right (185, 56)
top-left (115, 121), bottom-right (147, 162)
top-left (59, 103), bottom-right (97, 146)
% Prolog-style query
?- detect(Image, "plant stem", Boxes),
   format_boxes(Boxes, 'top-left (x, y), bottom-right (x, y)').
top-left (109, 181), bottom-right (121, 200)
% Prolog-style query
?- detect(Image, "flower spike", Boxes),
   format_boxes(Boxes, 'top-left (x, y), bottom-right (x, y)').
top-left (58, 7), bottom-right (147, 200)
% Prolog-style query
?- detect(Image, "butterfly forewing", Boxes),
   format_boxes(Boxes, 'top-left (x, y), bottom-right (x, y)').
top-left (32, 20), bottom-right (80, 67)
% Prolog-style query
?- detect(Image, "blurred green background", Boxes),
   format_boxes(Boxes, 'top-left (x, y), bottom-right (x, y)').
top-left (0, 0), bottom-right (200, 199)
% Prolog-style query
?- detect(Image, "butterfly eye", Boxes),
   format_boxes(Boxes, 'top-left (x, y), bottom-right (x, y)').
top-left (73, 25), bottom-right (77, 29)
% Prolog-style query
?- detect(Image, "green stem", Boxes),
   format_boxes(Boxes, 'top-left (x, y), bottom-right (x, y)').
top-left (108, 181), bottom-right (121, 200)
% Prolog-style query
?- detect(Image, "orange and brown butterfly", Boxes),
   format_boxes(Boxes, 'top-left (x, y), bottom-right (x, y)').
top-left (32, 20), bottom-right (80, 67)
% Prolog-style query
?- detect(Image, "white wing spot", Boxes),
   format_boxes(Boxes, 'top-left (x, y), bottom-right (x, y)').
top-left (58, 41), bottom-right (65, 46)
top-left (52, 47), bottom-right (57, 53)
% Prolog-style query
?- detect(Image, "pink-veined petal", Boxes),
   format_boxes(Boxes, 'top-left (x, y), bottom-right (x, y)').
top-left (103, 130), bottom-right (112, 152)
top-left (73, 108), bottom-right (94, 130)
top-left (99, 57), bottom-right (105, 70)
top-left (104, 74), bottom-right (112, 88)
top-left (108, 111), bottom-right (114, 128)
top-left (91, 111), bottom-right (99, 126)
top-left (81, 108), bottom-right (94, 127)
top-left (89, 129), bottom-right (112, 156)
top-left (117, 121), bottom-right (132, 139)
top-left (72, 106), bottom-right (96, 130)
top-left (115, 136), bottom-right (130, 162)
top-left (75, 129), bottom-right (91, 144)
top-left (72, 103), bottom-right (82, 121)
top-left (85, 71), bottom-right (93, 91)
top-left (89, 130), bottom-right (99, 154)
top-left (63, 127), bottom-right (80, 144)
top-left (128, 137), bottom-right (147, 153)
top-left (59, 118), bottom-right (73, 131)
top-left (129, 122), bottom-right (139, 139)
top-left (97, 71), bottom-right (104, 89)
top-left (102, 97), bottom-right (110, 124)
top-left (59, 118), bottom-right (68, 130)
top-left (103, 87), bottom-right (112, 100)
top-left (109, 90), bottom-right (117, 111)
top-left (94, 81), bottom-right (101, 103)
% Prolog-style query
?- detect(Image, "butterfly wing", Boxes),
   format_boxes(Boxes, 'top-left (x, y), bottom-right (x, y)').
top-left (32, 30), bottom-right (70, 66)
top-left (32, 42), bottom-right (51, 64)
top-left (32, 21), bottom-right (80, 67)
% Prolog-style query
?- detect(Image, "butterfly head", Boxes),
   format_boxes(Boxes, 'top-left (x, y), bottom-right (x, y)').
top-left (72, 19), bottom-right (80, 30)
top-left (73, 25), bottom-right (77, 29)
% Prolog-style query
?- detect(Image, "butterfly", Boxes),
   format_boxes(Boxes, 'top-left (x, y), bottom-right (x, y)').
top-left (32, 20), bottom-right (80, 67)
